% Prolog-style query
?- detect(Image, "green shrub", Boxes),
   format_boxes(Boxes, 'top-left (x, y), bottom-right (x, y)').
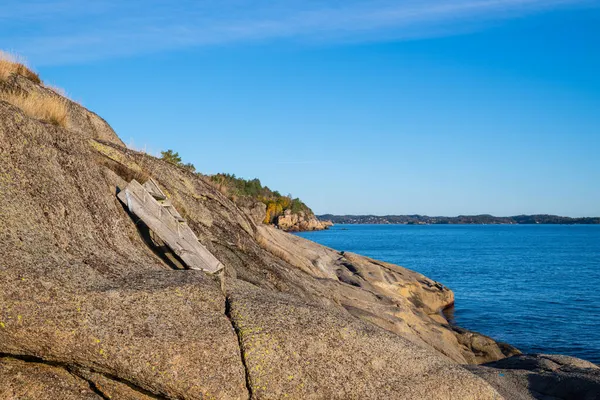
top-left (160, 150), bottom-right (182, 165)
top-left (208, 173), bottom-right (312, 223)
top-left (160, 149), bottom-right (196, 172)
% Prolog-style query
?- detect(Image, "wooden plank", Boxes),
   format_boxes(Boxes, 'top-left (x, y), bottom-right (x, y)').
top-left (159, 199), bottom-right (186, 222)
top-left (143, 178), bottom-right (167, 200)
top-left (118, 180), bottom-right (224, 273)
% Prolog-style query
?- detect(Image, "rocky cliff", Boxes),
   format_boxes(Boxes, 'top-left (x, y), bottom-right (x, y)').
top-left (1, 71), bottom-right (599, 399)
top-left (275, 209), bottom-right (333, 232)
top-left (207, 174), bottom-right (332, 232)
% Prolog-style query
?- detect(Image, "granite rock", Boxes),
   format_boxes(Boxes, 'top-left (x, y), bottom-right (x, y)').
top-left (467, 354), bottom-right (600, 400)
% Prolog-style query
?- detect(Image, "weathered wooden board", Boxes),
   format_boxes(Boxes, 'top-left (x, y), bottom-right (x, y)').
top-left (143, 178), bottom-right (167, 200)
top-left (160, 200), bottom-right (185, 222)
top-left (118, 179), bottom-right (224, 274)
top-left (142, 179), bottom-right (185, 222)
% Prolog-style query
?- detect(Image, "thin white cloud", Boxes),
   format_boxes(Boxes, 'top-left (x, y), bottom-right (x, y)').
top-left (0, 0), bottom-right (594, 65)
top-left (272, 160), bottom-right (330, 165)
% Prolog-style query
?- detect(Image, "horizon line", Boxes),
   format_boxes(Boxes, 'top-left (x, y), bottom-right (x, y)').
top-left (317, 213), bottom-right (600, 218)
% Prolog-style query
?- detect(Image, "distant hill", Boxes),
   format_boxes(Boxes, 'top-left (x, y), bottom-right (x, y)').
top-left (318, 214), bottom-right (600, 225)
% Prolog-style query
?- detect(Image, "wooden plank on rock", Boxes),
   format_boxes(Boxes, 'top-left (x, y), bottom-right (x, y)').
top-left (159, 199), bottom-right (186, 222)
top-left (117, 179), bottom-right (224, 273)
top-left (143, 178), bottom-right (167, 200)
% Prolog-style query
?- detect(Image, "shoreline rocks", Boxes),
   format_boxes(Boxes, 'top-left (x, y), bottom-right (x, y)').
top-left (275, 209), bottom-right (333, 232)
top-left (467, 354), bottom-right (600, 399)
top-left (239, 199), bottom-right (333, 232)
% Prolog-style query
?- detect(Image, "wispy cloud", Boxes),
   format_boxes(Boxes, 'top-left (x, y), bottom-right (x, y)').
top-left (0, 0), bottom-right (594, 65)
top-left (272, 160), bottom-right (330, 165)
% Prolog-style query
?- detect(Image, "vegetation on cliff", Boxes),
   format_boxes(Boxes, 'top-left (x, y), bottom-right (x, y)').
top-left (157, 149), bottom-right (319, 228)
top-left (160, 149), bottom-right (197, 172)
top-left (0, 51), bottom-right (68, 127)
top-left (0, 51), bottom-right (40, 84)
top-left (208, 173), bottom-right (311, 224)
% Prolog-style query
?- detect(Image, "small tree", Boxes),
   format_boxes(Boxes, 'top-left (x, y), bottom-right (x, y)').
top-left (290, 198), bottom-right (305, 214)
top-left (182, 162), bottom-right (196, 172)
top-left (161, 149), bottom-right (182, 165)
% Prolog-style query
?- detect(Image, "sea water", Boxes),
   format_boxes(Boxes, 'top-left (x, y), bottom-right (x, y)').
top-left (296, 224), bottom-right (600, 364)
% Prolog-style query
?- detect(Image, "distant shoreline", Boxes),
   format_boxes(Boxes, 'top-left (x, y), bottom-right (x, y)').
top-left (318, 214), bottom-right (600, 225)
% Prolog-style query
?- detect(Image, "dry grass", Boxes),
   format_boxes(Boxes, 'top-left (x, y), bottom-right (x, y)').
top-left (203, 177), bottom-right (235, 199)
top-left (0, 91), bottom-right (68, 127)
top-left (95, 154), bottom-right (150, 184)
top-left (0, 51), bottom-right (41, 84)
top-left (43, 82), bottom-right (69, 98)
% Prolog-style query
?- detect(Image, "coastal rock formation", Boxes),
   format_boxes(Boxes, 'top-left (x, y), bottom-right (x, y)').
top-left (275, 209), bottom-right (333, 231)
top-left (206, 174), bottom-right (331, 233)
top-left (0, 71), bottom-right (596, 399)
top-left (467, 354), bottom-right (600, 399)
top-left (253, 225), bottom-right (519, 365)
top-left (227, 279), bottom-right (500, 399)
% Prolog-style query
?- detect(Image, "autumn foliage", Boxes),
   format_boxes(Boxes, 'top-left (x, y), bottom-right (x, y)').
top-left (209, 173), bottom-right (311, 224)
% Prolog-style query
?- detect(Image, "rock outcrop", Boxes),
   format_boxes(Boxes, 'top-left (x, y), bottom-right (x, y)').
top-left (235, 197), bottom-right (332, 232)
top-left (275, 209), bottom-right (333, 231)
top-left (1, 73), bottom-right (596, 399)
top-left (226, 279), bottom-right (500, 399)
top-left (467, 354), bottom-right (600, 399)
top-left (0, 74), bottom-right (123, 146)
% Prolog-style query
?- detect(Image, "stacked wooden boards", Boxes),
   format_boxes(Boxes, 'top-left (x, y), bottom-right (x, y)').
top-left (117, 179), bottom-right (224, 274)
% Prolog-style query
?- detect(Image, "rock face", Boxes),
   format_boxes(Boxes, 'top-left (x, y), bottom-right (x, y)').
top-left (0, 100), bottom-right (247, 399)
top-left (253, 225), bottom-right (519, 365)
top-left (227, 279), bottom-right (501, 399)
top-left (0, 76), bottom-right (595, 399)
top-left (276, 209), bottom-right (333, 231)
top-left (0, 358), bottom-right (102, 400)
top-left (467, 354), bottom-right (600, 400)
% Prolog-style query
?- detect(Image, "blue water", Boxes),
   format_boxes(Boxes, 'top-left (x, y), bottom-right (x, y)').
top-left (297, 224), bottom-right (600, 364)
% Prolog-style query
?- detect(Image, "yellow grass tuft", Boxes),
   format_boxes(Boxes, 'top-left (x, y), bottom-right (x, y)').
top-left (0, 91), bottom-right (68, 127)
top-left (0, 51), bottom-right (41, 84)
top-left (43, 82), bottom-right (70, 99)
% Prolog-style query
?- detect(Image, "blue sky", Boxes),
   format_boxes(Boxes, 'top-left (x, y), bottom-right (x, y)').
top-left (2, 1), bottom-right (599, 216)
